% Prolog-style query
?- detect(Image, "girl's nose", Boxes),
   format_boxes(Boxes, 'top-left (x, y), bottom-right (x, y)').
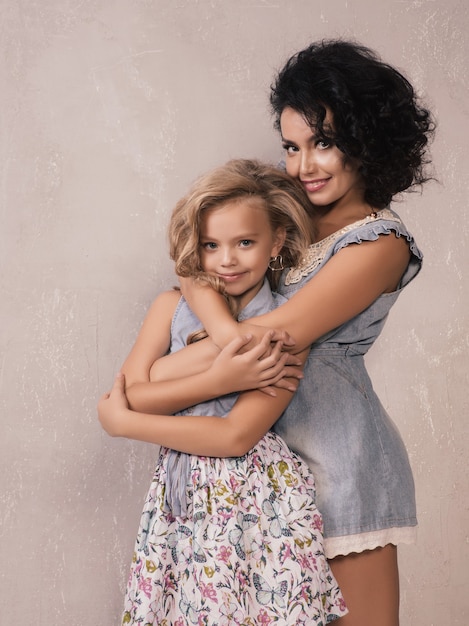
top-left (221, 248), bottom-right (236, 266)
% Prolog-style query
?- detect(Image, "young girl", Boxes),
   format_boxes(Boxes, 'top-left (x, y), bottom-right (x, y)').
top-left (144, 41), bottom-right (435, 625)
top-left (98, 159), bottom-right (347, 624)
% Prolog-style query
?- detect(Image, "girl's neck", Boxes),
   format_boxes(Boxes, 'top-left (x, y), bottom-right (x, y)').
top-left (234, 279), bottom-right (267, 312)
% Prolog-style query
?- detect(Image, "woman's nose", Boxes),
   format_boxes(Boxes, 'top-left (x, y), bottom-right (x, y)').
top-left (299, 150), bottom-right (317, 176)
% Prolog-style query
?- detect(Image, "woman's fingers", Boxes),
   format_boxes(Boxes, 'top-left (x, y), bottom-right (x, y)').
top-left (267, 377), bottom-right (301, 392)
top-left (268, 329), bottom-right (296, 346)
top-left (284, 353), bottom-right (303, 366)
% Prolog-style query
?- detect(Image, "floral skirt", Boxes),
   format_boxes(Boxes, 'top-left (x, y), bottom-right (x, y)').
top-left (122, 431), bottom-right (347, 625)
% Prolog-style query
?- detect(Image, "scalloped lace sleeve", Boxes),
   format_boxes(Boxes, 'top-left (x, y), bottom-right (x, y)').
top-left (284, 209), bottom-right (421, 286)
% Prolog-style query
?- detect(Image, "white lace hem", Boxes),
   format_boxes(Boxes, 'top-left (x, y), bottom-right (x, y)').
top-left (324, 525), bottom-right (417, 559)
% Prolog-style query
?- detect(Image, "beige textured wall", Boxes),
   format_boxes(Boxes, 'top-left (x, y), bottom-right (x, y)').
top-left (1, 1), bottom-right (468, 624)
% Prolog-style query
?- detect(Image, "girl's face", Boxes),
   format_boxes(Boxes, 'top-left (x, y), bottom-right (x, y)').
top-left (199, 198), bottom-right (285, 309)
top-left (280, 107), bottom-right (365, 211)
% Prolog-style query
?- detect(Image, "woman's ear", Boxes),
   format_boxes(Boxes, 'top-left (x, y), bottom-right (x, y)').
top-left (271, 227), bottom-right (287, 257)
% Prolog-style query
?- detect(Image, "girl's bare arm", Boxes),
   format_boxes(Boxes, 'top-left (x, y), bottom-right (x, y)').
top-left (120, 290), bottom-right (300, 414)
top-left (98, 347), bottom-right (307, 457)
top-left (98, 344), bottom-right (307, 457)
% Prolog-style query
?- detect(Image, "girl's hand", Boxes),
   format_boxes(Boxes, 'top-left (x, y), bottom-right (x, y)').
top-left (210, 332), bottom-right (303, 397)
top-left (230, 325), bottom-right (305, 395)
top-left (97, 373), bottom-right (130, 438)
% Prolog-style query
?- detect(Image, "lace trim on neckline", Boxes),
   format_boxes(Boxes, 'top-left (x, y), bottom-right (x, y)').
top-left (284, 209), bottom-right (400, 285)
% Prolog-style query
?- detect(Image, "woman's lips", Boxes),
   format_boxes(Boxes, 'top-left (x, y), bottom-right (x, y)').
top-left (301, 178), bottom-right (329, 193)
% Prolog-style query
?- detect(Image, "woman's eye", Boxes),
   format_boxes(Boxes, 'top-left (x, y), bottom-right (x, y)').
top-left (282, 143), bottom-right (298, 155)
top-left (317, 139), bottom-right (331, 149)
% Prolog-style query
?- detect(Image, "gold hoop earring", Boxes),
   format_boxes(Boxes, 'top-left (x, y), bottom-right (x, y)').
top-left (268, 255), bottom-right (284, 271)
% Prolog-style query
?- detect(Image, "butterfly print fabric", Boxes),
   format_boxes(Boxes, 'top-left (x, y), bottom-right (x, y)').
top-left (122, 431), bottom-right (347, 625)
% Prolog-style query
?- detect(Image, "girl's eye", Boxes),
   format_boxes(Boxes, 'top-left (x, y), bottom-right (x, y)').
top-left (239, 239), bottom-right (253, 248)
top-left (202, 242), bottom-right (217, 250)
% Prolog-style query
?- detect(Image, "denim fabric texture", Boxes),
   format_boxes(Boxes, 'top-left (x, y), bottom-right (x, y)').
top-left (274, 209), bottom-right (421, 545)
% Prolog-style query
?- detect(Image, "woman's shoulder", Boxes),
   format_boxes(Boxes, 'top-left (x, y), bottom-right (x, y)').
top-left (334, 209), bottom-right (420, 255)
top-left (284, 209), bottom-right (421, 286)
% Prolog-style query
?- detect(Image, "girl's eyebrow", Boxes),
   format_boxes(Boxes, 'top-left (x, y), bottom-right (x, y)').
top-left (200, 230), bottom-right (261, 241)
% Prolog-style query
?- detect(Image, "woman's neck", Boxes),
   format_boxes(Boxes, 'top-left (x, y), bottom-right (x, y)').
top-left (312, 198), bottom-right (377, 241)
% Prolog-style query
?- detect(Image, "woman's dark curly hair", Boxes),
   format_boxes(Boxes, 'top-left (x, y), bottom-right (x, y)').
top-left (270, 39), bottom-right (435, 208)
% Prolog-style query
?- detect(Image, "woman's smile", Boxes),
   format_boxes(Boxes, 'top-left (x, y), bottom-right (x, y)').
top-left (300, 177), bottom-right (331, 194)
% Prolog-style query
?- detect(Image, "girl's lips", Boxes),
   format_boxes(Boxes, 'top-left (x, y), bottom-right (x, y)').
top-left (218, 273), bottom-right (245, 282)
top-left (301, 178), bottom-right (329, 193)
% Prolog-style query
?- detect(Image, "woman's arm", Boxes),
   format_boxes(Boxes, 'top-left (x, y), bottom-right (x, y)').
top-left (98, 348), bottom-right (307, 457)
top-left (181, 234), bottom-right (411, 352)
top-left (136, 235), bottom-right (409, 407)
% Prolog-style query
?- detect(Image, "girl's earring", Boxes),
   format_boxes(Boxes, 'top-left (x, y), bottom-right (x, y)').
top-left (268, 255), bottom-right (284, 271)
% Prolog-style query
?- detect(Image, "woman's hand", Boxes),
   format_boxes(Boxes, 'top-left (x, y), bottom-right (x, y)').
top-left (98, 373), bottom-right (131, 438)
top-left (236, 322), bottom-right (297, 354)
top-left (210, 332), bottom-right (303, 396)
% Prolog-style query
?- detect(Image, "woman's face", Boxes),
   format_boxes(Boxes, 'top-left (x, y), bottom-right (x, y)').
top-left (280, 107), bottom-right (365, 211)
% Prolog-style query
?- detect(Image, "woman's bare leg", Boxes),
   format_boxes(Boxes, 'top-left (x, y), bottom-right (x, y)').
top-left (329, 544), bottom-right (400, 626)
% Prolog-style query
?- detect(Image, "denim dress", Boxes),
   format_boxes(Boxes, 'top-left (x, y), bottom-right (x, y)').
top-left (274, 208), bottom-right (422, 558)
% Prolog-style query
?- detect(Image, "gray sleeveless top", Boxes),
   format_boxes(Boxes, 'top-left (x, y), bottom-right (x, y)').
top-left (274, 208), bottom-right (422, 539)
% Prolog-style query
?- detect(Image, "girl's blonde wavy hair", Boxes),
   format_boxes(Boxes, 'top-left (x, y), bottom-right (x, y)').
top-left (168, 159), bottom-right (315, 339)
